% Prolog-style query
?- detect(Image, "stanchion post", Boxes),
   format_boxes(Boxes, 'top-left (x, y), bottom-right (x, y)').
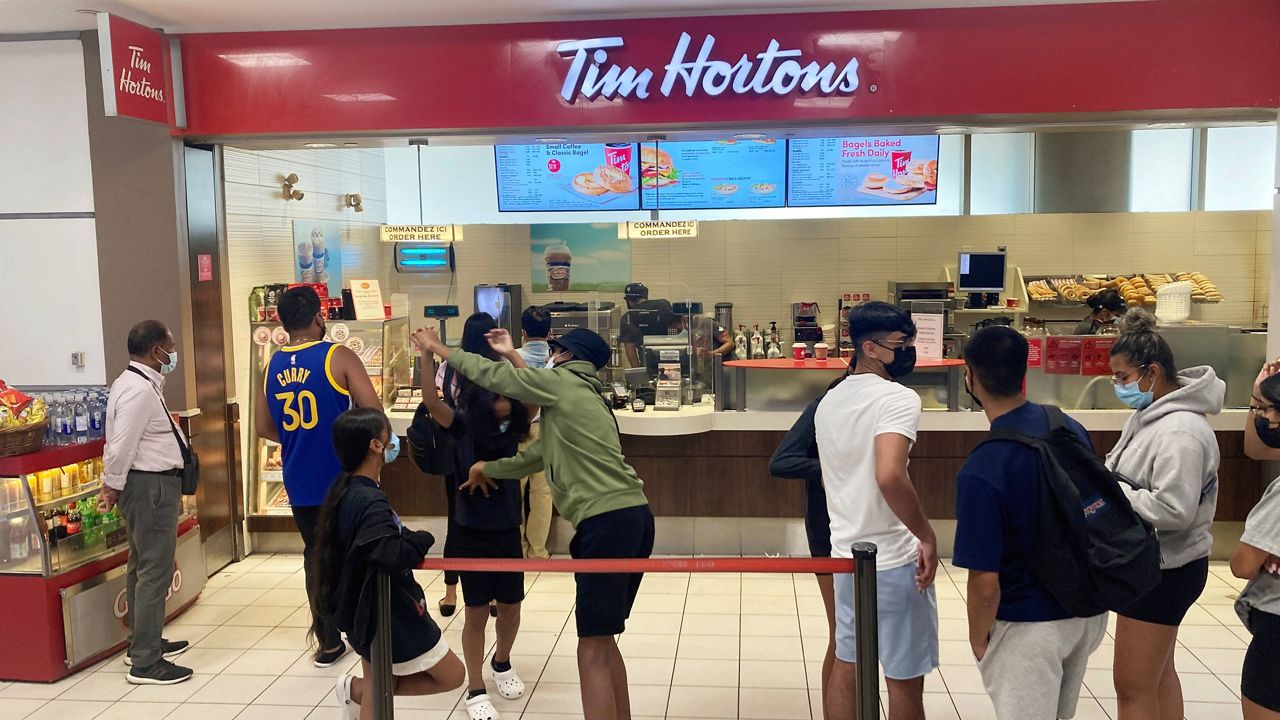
top-left (371, 573), bottom-right (395, 720)
top-left (852, 542), bottom-right (879, 720)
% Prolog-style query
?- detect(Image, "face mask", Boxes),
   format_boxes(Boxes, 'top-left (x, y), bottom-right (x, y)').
top-left (498, 420), bottom-right (511, 434)
top-left (1114, 368), bottom-right (1154, 410)
top-left (884, 346), bottom-right (917, 379)
top-left (1254, 415), bottom-right (1280, 448)
top-left (158, 348), bottom-right (178, 375)
top-left (381, 434), bottom-right (400, 464)
top-left (546, 352), bottom-right (567, 369)
top-left (965, 373), bottom-right (983, 409)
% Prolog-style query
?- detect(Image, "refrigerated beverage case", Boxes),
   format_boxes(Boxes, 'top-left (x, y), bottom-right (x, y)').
top-left (9, 518), bottom-right (28, 561)
top-left (544, 243), bottom-right (572, 291)
top-left (73, 394), bottom-right (89, 444)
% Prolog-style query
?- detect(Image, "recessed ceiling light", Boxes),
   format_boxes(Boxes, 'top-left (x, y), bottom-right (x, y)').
top-left (935, 126), bottom-right (968, 134)
top-left (534, 137), bottom-right (568, 143)
top-left (322, 93), bottom-right (397, 102)
top-left (304, 143), bottom-right (337, 148)
top-left (733, 132), bottom-right (768, 140)
top-left (218, 52), bottom-right (310, 68)
top-left (1145, 122), bottom-right (1189, 129)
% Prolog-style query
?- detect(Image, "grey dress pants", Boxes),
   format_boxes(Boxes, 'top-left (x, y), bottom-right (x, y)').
top-left (120, 471), bottom-right (182, 668)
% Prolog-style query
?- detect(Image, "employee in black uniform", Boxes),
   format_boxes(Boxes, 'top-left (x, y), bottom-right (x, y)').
top-left (619, 283), bottom-right (651, 367)
top-left (1074, 289), bottom-right (1125, 335)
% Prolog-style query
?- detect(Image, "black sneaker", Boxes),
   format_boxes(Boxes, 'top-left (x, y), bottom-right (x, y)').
top-left (314, 640), bottom-right (349, 668)
top-left (124, 639), bottom-right (191, 667)
top-left (127, 658), bottom-right (193, 685)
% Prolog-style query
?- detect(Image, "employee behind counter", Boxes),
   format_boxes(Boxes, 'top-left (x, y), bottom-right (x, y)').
top-left (1073, 289), bottom-right (1126, 336)
top-left (619, 283), bottom-right (735, 371)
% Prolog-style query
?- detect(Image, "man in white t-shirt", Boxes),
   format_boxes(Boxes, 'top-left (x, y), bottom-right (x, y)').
top-left (815, 301), bottom-right (939, 720)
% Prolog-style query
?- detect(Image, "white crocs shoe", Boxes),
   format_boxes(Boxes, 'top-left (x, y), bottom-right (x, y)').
top-left (335, 674), bottom-right (359, 720)
top-left (491, 664), bottom-right (525, 700)
top-left (465, 692), bottom-right (500, 720)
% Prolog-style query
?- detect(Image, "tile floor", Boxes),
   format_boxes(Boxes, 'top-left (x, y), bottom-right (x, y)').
top-left (0, 554), bottom-right (1254, 719)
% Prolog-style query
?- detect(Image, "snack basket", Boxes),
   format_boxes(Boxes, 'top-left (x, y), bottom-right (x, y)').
top-left (0, 420), bottom-right (45, 457)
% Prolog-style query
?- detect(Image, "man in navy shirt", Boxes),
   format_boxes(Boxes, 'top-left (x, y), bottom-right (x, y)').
top-left (954, 326), bottom-right (1108, 720)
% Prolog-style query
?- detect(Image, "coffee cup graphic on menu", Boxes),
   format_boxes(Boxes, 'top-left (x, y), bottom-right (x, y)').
top-left (891, 150), bottom-right (913, 178)
top-left (604, 143), bottom-right (633, 174)
top-left (544, 243), bottom-right (572, 291)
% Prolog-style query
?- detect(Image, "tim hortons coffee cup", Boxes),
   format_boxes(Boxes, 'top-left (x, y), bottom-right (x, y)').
top-left (544, 243), bottom-right (572, 291)
top-left (604, 143), bottom-right (634, 174)
top-left (792, 342), bottom-right (807, 360)
top-left (814, 342), bottom-right (830, 360)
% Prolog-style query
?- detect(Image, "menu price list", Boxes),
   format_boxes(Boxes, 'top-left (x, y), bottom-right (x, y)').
top-left (787, 135), bottom-right (940, 207)
top-left (495, 144), bottom-right (640, 213)
top-left (640, 141), bottom-right (786, 210)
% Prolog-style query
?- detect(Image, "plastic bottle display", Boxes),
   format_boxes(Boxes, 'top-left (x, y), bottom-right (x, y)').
top-left (734, 326), bottom-right (748, 360)
top-left (73, 394), bottom-right (89, 444)
top-left (750, 326), bottom-right (765, 359)
top-left (89, 393), bottom-right (105, 440)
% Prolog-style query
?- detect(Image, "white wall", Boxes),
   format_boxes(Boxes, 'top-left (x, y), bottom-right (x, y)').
top-left (0, 40), bottom-right (104, 385)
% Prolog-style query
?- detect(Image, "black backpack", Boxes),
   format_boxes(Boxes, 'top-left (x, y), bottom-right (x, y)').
top-left (406, 365), bottom-right (457, 477)
top-left (979, 405), bottom-right (1161, 617)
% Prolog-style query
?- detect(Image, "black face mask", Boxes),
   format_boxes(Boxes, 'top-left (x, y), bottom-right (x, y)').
top-left (884, 346), bottom-right (917, 379)
top-left (1255, 415), bottom-right (1280, 449)
top-left (965, 374), bottom-right (983, 409)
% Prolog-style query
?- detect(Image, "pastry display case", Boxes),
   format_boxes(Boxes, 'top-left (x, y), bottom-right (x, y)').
top-left (246, 317), bottom-right (411, 519)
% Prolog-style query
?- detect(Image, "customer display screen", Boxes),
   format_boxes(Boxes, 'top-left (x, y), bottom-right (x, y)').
top-left (640, 140), bottom-right (787, 210)
top-left (787, 135), bottom-right (941, 207)
top-left (495, 143), bottom-right (640, 212)
top-left (958, 252), bottom-right (1007, 291)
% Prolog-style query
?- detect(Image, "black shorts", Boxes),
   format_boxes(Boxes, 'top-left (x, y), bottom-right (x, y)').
top-left (445, 525), bottom-right (525, 607)
top-left (1243, 608), bottom-right (1280, 712)
top-left (1119, 556), bottom-right (1208, 626)
top-left (570, 504), bottom-right (655, 638)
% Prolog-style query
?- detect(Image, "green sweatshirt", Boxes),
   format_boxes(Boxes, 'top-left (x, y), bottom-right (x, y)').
top-left (446, 350), bottom-right (649, 528)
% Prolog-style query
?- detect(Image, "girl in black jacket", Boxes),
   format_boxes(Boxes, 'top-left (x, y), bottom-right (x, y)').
top-left (313, 408), bottom-right (465, 720)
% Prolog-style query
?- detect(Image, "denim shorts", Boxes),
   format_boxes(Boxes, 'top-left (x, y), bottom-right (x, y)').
top-left (833, 562), bottom-right (940, 680)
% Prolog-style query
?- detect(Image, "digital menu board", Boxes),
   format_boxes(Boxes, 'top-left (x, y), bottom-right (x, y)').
top-left (787, 135), bottom-right (940, 207)
top-left (639, 140), bottom-right (787, 210)
top-left (495, 143), bottom-right (640, 212)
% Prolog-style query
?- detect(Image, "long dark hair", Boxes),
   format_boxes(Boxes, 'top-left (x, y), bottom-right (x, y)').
top-left (450, 312), bottom-right (501, 399)
top-left (457, 385), bottom-right (532, 449)
top-left (308, 407), bottom-right (391, 649)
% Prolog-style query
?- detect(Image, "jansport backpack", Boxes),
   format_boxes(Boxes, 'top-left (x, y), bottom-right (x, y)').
top-left (979, 405), bottom-right (1161, 617)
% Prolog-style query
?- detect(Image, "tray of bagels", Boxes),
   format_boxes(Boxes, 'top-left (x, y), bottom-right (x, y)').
top-left (1026, 273), bottom-right (1222, 306)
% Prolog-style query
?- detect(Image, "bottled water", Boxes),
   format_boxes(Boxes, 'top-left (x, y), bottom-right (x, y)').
top-left (54, 394), bottom-right (72, 446)
top-left (42, 394), bottom-right (57, 445)
top-left (73, 394), bottom-right (90, 444)
top-left (89, 393), bottom-right (105, 440)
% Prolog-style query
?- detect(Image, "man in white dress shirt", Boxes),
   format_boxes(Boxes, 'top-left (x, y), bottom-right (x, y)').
top-left (97, 320), bottom-right (193, 685)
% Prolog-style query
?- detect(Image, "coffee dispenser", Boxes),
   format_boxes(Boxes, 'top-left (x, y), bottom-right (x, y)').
top-left (792, 302), bottom-right (824, 355)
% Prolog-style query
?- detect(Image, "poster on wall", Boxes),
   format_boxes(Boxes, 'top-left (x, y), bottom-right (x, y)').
top-left (530, 223), bottom-right (631, 293)
top-left (293, 221), bottom-right (343, 297)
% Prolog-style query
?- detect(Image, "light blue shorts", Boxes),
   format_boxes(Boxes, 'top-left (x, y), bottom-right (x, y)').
top-left (833, 562), bottom-right (940, 680)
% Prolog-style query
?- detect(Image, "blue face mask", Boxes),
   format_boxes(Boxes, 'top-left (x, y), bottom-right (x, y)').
top-left (158, 348), bottom-right (178, 375)
top-left (382, 434), bottom-right (400, 464)
top-left (1114, 367), bottom-right (1154, 410)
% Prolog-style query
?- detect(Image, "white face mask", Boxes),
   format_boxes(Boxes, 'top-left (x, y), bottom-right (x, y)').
top-left (546, 352), bottom-right (568, 369)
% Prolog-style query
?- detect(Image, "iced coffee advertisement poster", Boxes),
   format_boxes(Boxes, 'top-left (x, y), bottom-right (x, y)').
top-left (530, 223), bottom-right (632, 293)
top-left (292, 220), bottom-right (343, 297)
top-left (639, 140), bottom-right (786, 210)
top-left (787, 135), bottom-right (940, 207)
top-left (496, 143), bottom-right (640, 212)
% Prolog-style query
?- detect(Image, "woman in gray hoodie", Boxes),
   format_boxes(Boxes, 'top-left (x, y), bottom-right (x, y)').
top-left (1104, 309), bottom-right (1224, 720)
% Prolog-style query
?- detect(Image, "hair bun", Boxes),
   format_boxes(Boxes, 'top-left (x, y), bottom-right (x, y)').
top-left (1118, 307), bottom-right (1158, 335)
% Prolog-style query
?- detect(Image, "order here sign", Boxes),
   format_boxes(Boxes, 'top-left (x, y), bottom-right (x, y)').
top-left (379, 225), bottom-right (463, 242)
top-left (620, 221), bottom-right (699, 240)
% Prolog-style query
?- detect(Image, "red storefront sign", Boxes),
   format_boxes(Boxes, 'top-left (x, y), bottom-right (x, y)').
top-left (96, 13), bottom-right (169, 124)
top-left (174, 0), bottom-right (1280, 137)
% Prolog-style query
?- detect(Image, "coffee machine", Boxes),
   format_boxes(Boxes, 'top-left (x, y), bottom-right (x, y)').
top-left (792, 302), bottom-right (824, 356)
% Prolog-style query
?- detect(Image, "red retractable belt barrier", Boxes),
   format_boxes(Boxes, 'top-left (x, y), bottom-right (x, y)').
top-left (418, 556), bottom-right (856, 574)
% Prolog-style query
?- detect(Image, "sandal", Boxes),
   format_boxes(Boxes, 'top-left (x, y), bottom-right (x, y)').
top-left (438, 599), bottom-right (456, 617)
top-left (334, 674), bottom-right (359, 720)
top-left (492, 663), bottom-right (525, 700)
top-left (465, 692), bottom-right (500, 720)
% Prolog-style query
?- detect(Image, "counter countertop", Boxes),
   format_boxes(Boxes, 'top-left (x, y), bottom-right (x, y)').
top-left (390, 407), bottom-right (1250, 436)
top-left (724, 358), bottom-right (964, 370)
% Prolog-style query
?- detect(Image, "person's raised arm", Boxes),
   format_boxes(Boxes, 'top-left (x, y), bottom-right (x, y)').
top-left (418, 348), bottom-right (454, 428)
top-left (412, 326), bottom-right (561, 407)
top-left (874, 431), bottom-right (937, 589)
top-left (486, 329), bottom-right (540, 417)
top-left (332, 345), bottom-right (383, 409)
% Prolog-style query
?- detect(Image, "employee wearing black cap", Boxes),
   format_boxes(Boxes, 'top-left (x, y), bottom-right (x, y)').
top-left (410, 326), bottom-right (654, 720)
top-left (619, 282), bottom-right (650, 367)
top-left (1074, 289), bottom-right (1126, 335)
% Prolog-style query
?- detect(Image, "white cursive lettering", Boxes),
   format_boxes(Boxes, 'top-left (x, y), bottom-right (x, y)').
top-left (557, 33), bottom-right (860, 103)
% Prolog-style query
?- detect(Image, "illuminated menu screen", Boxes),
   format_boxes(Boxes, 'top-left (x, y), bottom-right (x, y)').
top-left (639, 140), bottom-right (787, 210)
top-left (787, 135), bottom-right (940, 207)
top-left (495, 143), bottom-right (640, 212)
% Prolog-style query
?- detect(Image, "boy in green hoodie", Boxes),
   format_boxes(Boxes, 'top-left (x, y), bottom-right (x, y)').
top-left (411, 326), bottom-right (653, 720)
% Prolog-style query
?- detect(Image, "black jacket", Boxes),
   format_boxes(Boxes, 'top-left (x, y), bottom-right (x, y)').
top-left (330, 476), bottom-right (441, 662)
top-left (770, 397), bottom-right (832, 558)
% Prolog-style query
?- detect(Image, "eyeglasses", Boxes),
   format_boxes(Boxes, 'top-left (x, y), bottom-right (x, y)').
top-left (873, 338), bottom-right (916, 350)
top-left (1111, 365), bottom-right (1149, 385)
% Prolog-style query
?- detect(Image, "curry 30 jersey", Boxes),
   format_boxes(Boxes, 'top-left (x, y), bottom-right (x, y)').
top-left (265, 341), bottom-right (351, 507)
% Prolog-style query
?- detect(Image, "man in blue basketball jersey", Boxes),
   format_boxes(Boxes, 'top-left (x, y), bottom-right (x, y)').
top-left (256, 286), bottom-right (382, 667)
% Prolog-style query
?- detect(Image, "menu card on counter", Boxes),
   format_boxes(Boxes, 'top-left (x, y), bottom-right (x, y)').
top-left (1080, 338), bottom-right (1116, 376)
top-left (912, 313), bottom-right (945, 360)
top-left (349, 279), bottom-right (385, 321)
top-left (1044, 337), bottom-right (1083, 375)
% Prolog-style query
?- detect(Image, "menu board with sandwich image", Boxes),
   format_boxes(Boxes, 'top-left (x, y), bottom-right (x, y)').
top-left (787, 135), bottom-right (940, 207)
top-left (495, 143), bottom-right (640, 212)
top-left (639, 140), bottom-right (787, 210)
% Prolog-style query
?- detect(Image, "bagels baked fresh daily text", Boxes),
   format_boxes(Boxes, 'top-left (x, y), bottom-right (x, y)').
top-left (640, 146), bottom-right (678, 188)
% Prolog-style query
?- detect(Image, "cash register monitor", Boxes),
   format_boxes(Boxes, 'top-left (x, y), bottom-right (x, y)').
top-left (642, 335), bottom-right (691, 382)
top-left (957, 251), bottom-right (1007, 292)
